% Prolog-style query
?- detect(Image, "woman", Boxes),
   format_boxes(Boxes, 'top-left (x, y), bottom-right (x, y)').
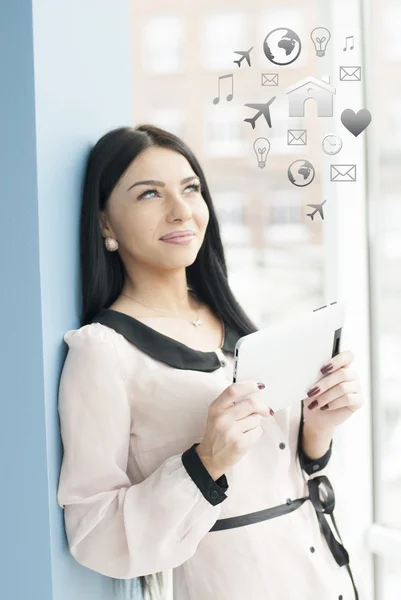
top-left (57, 124), bottom-right (365, 600)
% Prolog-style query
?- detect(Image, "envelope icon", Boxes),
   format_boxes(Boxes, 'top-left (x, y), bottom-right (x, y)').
top-left (261, 73), bottom-right (279, 86)
top-left (287, 129), bottom-right (307, 145)
top-left (339, 66), bottom-right (361, 81)
top-left (330, 164), bottom-right (357, 182)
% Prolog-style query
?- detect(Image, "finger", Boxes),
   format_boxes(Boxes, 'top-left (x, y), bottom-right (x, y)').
top-left (307, 366), bottom-right (358, 399)
top-left (230, 394), bottom-right (273, 417)
top-left (306, 380), bottom-right (359, 410)
top-left (320, 350), bottom-right (355, 375)
top-left (220, 380), bottom-right (263, 409)
top-left (235, 413), bottom-right (263, 432)
top-left (316, 392), bottom-right (364, 412)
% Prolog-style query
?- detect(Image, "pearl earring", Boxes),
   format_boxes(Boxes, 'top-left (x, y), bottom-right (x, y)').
top-left (104, 237), bottom-right (119, 251)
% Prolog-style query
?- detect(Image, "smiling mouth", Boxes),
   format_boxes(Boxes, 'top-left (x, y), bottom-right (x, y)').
top-left (160, 232), bottom-right (195, 241)
top-left (160, 233), bottom-right (196, 245)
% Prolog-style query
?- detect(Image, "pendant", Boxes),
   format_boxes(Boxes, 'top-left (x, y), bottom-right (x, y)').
top-left (191, 319), bottom-right (203, 327)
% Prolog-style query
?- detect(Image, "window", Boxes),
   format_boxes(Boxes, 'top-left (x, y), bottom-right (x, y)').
top-left (130, 2), bottom-right (387, 597)
top-left (149, 109), bottom-right (183, 137)
top-left (382, 4), bottom-right (401, 62)
top-left (141, 15), bottom-right (185, 74)
top-left (213, 191), bottom-right (245, 225)
top-left (366, 0), bottom-right (401, 596)
top-left (204, 105), bottom-right (247, 157)
top-left (269, 191), bottom-right (302, 225)
top-left (201, 13), bottom-right (247, 71)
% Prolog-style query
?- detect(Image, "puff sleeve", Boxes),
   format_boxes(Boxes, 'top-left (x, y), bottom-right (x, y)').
top-left (57, 324), bottom-right (228, 579)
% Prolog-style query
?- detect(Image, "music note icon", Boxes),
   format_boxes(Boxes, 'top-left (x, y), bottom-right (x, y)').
top-left (213, 74), bottom-right (234, 105)
top-left (343, 36), bottom-right (354, 51)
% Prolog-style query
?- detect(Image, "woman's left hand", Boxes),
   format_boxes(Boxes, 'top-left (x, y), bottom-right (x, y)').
top-left (303, 350), bottom-right (364, 433)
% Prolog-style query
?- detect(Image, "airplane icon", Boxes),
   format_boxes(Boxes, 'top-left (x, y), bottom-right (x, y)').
top-left (306, 199), bottom-right (327, 220)
top-left (233, 46), bottom-right (254, 67)
top-left (244, 97), bottom-right (276, 129)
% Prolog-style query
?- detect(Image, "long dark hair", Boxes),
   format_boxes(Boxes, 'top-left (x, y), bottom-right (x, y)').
top-left (79, 124), bottom-right (259, 598)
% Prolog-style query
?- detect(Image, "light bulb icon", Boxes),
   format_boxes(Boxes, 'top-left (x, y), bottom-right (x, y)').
top-left (311, 27), bottom-right (331, 57)
top-left (253, 137), bottom-right (270, 168)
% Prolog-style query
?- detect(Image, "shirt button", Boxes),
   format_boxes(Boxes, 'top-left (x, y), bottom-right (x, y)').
top-left (279, 442), bottom-right (286, 450)
top-left (210, 490), bottom-right (219, 500)
top-left (310, 546), bottom-right (315, 553)
top-left (338, 596), bottom-right (343, 600)
top-left (220, 360), bottom-right (226, 367)
top-left (286, 498), bottom-right (292, 505)
top-left (313, 464), bottom-right (320, 471)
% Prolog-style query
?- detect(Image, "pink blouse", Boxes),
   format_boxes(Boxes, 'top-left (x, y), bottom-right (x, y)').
top-left (57, 308), bottom-right (367, 600)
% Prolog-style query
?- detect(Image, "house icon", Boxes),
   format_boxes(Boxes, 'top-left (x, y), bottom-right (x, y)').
top-left (286, 77), bottom-right (336, 117)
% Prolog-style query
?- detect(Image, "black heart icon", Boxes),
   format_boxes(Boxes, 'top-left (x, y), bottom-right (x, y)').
top-left (341, 109), bottom-right (372, 137)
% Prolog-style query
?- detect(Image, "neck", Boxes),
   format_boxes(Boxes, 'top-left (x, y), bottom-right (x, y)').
top-left (121, 277), bottom-right (197, 313)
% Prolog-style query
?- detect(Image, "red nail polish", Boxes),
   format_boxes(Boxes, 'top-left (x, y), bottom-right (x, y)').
top-left (307, 386), bottom-right (320, 397)
top-left (320, 405), bottom-right (329, 410)
top-left (257, 382), bottom-right (265, 389)
top-left (269, 408), bottom-right (275, 416)
top-left (321, 363), bottom-right (333, 374)
top-left (308, 400), bottom-right (318, 410)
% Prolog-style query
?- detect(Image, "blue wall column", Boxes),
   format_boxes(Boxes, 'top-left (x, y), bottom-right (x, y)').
top-left (0, 1), bottom-right (135, 598)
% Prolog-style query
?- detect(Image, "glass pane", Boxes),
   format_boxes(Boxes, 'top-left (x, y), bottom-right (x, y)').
top-left (131, 2), bottom-right (328, 332)
top-left (130, 1), bottom-right (376, 598)
top-left (372, 0), bottom-right (401, 532)
top-left (367, 0), bottom-right (401, 595)
top-left (380, 556), bottom-right (401, 600)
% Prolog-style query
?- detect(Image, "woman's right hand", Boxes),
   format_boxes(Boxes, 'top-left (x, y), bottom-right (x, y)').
top-left (195, 381), bottom-right (274, 480)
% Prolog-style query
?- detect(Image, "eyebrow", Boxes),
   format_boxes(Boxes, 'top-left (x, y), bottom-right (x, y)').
top-left (126, 175), bottom-right (199, 192)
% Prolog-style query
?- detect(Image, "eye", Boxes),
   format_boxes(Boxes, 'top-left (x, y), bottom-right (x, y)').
top-left (137, 188), bottom-right (158, 200)
top-left (185, 182), bottom-right (201, 193)
top-left (137, 181), bottom-right (202, 200)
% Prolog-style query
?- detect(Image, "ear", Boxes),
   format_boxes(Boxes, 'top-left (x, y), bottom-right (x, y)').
top-left (98, 211), bottom-right (109, 237)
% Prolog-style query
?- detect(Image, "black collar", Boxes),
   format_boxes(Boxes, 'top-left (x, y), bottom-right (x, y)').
top-left (90, 308), bottom-right (241, 372)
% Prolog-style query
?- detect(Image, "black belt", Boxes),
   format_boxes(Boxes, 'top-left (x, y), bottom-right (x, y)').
top-left (209, 475), bottom-right (359, 600)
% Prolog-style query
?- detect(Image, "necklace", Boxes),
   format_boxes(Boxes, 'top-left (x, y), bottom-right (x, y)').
top-left (120, 290), bottom-right (203, 327)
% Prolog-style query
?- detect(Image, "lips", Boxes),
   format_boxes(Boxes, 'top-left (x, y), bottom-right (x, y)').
top-left (160, 230), bottom-right (195, 241)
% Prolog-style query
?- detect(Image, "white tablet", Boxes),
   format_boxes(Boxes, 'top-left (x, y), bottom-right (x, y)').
top-left (232, 301), bottom-right (346, 412)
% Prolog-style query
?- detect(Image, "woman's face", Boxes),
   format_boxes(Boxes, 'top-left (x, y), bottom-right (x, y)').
top-left (100, 146), bottom-right (210, 270)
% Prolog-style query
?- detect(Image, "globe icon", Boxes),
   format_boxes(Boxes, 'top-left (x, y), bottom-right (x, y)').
top-left (263, 28), bottom-right (301, 66)
top-left (288, 160), bottom-right (315, 187)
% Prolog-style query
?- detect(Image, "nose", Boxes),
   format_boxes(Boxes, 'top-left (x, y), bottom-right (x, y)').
top-left (165, 190), bottom-right (193, 221)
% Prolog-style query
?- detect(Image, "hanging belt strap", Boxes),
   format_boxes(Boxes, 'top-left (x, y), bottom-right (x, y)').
top-left (307, 475), bottom-right (359, 600)
top-left (209, 475), bottom-right (359, 600)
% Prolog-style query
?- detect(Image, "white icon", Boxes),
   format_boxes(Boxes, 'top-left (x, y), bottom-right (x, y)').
top-left (261, 73), bottom-right (279, 86)
top-left (322, 134), bottom-right (343, 155)
top-left (330, 165), bottom-right (357, 182)
top-left (213, 74), bottom-right (234, 105)
top-left (233, 47), bottom-right (254, 67)
top-left (263, 28), bottom-right (302, 66)
top-left (286, 77), bottom-right (336, 117)
top-left (288, 160), bottom-right (315, 187)
top-left (244, 97), bottom-right (276, 129)
top-left (311, 27), bottom-right (331, 57)
top-left (307, 199), bottom-right (327, 221)
top-left (253, 137), bottom-right (271, 168)
top-left (287, 129), bottom-right (307, 146)
top-left (339, 66), bottom-right (362, 82)
top-left (341, 108), bottom-right (372, 136)
top-left (343, 36), bottom-right (355, 51)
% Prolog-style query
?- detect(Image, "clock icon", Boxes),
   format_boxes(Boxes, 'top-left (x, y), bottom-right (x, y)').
top-left (322, 134), bottom-right (343, 155)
